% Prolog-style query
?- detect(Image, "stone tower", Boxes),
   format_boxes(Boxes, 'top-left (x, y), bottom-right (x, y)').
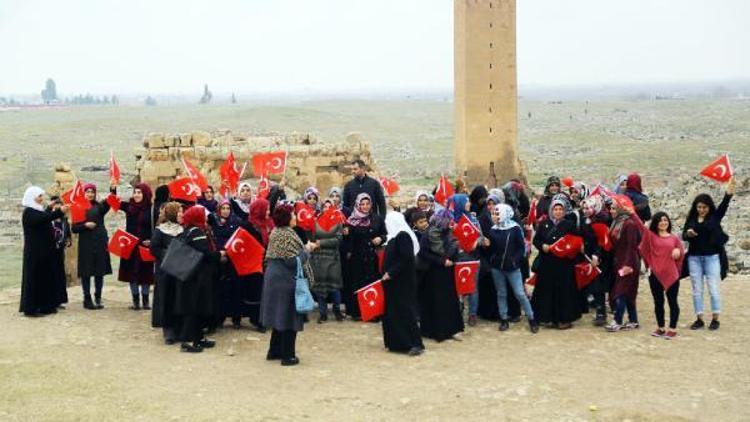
top-left (454, 0), bottom-right (520, 186)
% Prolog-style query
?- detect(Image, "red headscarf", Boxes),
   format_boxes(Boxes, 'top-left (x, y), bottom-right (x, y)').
top-left (128, 183), bottom-right (153, 213)
top-left (249, 198), bottom-right (274, 246)
top-left (626, 173), bottom-right (643, 194)
top-left (182, 205), bottom-right (207, 230)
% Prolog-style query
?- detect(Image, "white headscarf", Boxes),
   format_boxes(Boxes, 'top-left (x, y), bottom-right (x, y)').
top-left (234, 181), bottom-right (253, 213)
top-left (492, 204), bottom-right (519, 231)
top-left (385, 211), bottom-right (419, 256)
top-left (22, 186), bottom-right (45, 212)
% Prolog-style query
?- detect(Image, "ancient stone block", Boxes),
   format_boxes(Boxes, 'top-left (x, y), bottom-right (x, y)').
top-left (163, 134), bottom-right (178, 148)
top-left (179, 133), bottom-right (193, 147)
top-left (146, 132), bottom-right (165, 148)
top-left (147, 148), bottom-right (170, 161)
top-left (192, 131), bottom-right (211, 147)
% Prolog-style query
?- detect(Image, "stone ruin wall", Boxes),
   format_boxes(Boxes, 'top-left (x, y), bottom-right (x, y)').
top-left (134, 130), bottom-right (376, 196)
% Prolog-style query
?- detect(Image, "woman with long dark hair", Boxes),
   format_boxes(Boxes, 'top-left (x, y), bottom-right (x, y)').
top-left (683, 178), bottom-right (735, 330)
top-left (113, 183), bottom-right (155, 310)
top-left (639, 212), bottom-right (684, 339)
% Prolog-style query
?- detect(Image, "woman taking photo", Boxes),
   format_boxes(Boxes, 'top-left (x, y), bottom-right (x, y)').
top-left (150, 202), bottom-right (184, 344)
top-left (72, 183), bottom-right (111, 310)
top-left (112, 183), bottom-right (155, 310)
top-left (683, 178), bottom-right (735, 330)
top-left (261, 204), bottom-right (316, 366)
top-left (20, 187), bottom-right (69, 317)
top-left (638, 212), bottom-right (684, 339)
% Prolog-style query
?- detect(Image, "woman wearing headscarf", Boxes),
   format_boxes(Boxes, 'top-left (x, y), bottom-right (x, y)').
top-left (112, 183), bottom-right (155, 310)
top-left (246, 198), bottom-right (273, 330)
top-left (342, 193), bottom-right (387, 320)
top-left (569, 182), bottom-right (589, 209)
top-left (381, 211), bottom-right (424, 355)
top-left (534, 176), bottom-right (562, 223)
top-left (198, 185), bottom-right (219, 214)
top-left (469, 185), bottom-right (489, 215)
top-left (503, 180), bottom-right (531, 220)
top-left (174, 205), bottom-right (223, 353)
top-left (20, 187), bottom-right (69, 316)
top-left (446, 193), bottom-right (485, 327)
top-left (476, 192), bottom-right (506, 321)
top-left (310, 197), bottom-right (345, 323)
top-left (487, 204), bottom-right (538, 333)
top-left (417, 209), bottom-right (465, 341)
top-left (48, 195), bottom-right (71, 309)
top-left (682, 178), bottom-right (735, 331)
top-left (71, 183), bottom-right (112, 310)
top-left (230, 182), bottom-right (254, 220)
top-left (606, 195), bottom-right (642, 332)
top-left (403, 191), bottom-right (434, 227)
top-left (152, 185), bottom-right (170, 226)
top-left (261, 204), bottom-right (316, 366)
top-left (624, 173), bottom-right (652, 222)
top-left (579, 194), bottom-right (613, 326)
top-left (613, 175), bottom-right (628, 195)
top-left (531, 194), bottom-right (581, 329)
top-left (210, 200), bottom-right (263, 330)
top-left (150, 202), bottom-right (184, 344)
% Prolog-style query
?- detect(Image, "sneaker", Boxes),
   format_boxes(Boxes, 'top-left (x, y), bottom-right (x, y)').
top-left (407, 347), bottom-right (424, 356)
top-left (663, 331), bottom-right (678, 340)
top-left (468, 315), bottom-right (477, 327)
top-left (606, 322), bottom-right (623, 332)
top-left (690, 319), bottom-right (705, 330)
top-left (498, 320), bottom-right (510, 331)
top-left (180, 343), bottom-right (203, 353)
top-left (651, 329), bottom-right (666, 338)
top-left (709, 319), bottom-right (720, 330)
top-left (451, 333), bottom-right (464, 342)
top-left (625, 322), bottom-right (640, 330)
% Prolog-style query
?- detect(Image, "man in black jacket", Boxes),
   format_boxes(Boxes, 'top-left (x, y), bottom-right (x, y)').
top-left (343, 159), bottom-right (387, 217)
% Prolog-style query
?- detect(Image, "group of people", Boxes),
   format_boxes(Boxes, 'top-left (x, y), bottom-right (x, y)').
top-left (20, 158), bottom-right (737, 366)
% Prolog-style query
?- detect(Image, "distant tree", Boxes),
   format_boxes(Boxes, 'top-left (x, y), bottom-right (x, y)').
top-left (199, 84), bottom-right (213, 104)
top-left (231, 93), bottom-right (237, 104)
top-left (145, 96), bottom-right (157, 106)
top-left (103, 96), bottom-right (110, 104)
top-left (41, 78), bottom-right (57, 103)
top-left (111, 95), bottom-right (119, 105)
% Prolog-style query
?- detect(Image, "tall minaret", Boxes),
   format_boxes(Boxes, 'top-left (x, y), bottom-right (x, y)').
top-left (454, 0), bottom-right (520, 186)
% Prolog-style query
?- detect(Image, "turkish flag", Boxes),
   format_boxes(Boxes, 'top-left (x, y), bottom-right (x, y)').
top-left (527, 199), bottom-right (538, 225)
top-left (376, 248), bottom-right (385, 273)
top-left (106, 193), bottom-right (121, 211)
top-left (526, 273), bottom-right (537, 286)
top-left (589, 184), bottom-right (613, 198)
top-left (225, 227), bottom-right (265, 276)
top-left (62, 180), bottom-right (90, 209)
top-left (317, 207), bottom-right (346, 232)
top-left (139, 245), bottom-right (156, 262)
top-left (356, 279), bottom-right (385, 322)
top-left (379, 176), bottom-right (400, 196)
top-left (550, 234), bottom-right (584, 259)
top-left (219, 152), bottom-right (241, 197)
top-left (452, 214), bottom-right (481, 252)
top-left (108, 228), bottom-right (139, 259)
top-left (590, 223), bottom-right (612, 252)
top-left (561, 177), bottom-right (575, 188)
top-left (257, 173), bottom-right (270, 199)
top-left (433, 175), bottom-right (454, 206)
top-left (575, 262), bottom-right (601, 290)
top-left (454, 260), bottom-right (479, 295)
top-left (700, 154), bottom-right (734, 183)
top-left (294, 202), bottom-right (316, 232)
top-left (109, 152), bottom-right (121, 185)
top-left (168, 177), bottom-right (201, 202)
top-left (70, 203), bottom-right (88, 224)
top-left (252, 151), bottom-right (287, 176)
top-left (181, 157), bottom-right (209, 192)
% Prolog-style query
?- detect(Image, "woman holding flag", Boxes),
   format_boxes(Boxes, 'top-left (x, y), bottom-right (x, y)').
top-left (72, 183), bottom-right (112, 310)
top-left (579, 194), bottom-right (613, 326)
top-left (446, 193), bottom-right (484, 327)
top-left (310, 198), bottom-right (345, 323)
top-left (531, 195), bottom-right (581, 329)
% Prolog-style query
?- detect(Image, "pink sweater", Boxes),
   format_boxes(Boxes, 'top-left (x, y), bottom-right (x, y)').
top-left (638, 230), bottom-right (684, 290)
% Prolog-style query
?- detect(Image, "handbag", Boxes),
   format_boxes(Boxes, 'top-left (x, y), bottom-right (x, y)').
top-left (161, 235), bottom-right (203, 282)
top-left (294, 256), bottom-right (315, 314)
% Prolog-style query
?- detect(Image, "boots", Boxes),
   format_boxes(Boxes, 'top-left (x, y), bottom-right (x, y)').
top-left (83, 295), bottom-right (96, 310)
top-left (94, 294), bottom-right (104, 309)
top-left (129, 294), bottom-right (141, 310)
top-left (141, 294), bottom-right (150, 310)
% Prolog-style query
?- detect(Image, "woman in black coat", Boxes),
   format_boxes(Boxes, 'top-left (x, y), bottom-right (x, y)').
top-left (49, 195), bottom-right (71, 309)
top-left (417, 209), bottom-right (465, 342)
top-left (342, 193), bottom-right (387, 319)
top-left (20, 187), bottom-right (68, 316)
top-left (150, 202), bottom-right (184, 344)
top-left (381, 212), bottom-right (424, 355)
top-left (174, 205), bottom-right (224, 353)
top-left (71, 183), bottom-right (112, 310)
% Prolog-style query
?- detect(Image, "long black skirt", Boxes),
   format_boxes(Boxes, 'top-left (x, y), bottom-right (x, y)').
top-left (531, 254), bottom-right (581, 324)
top-left (419, 265), bottom-right (464, 341)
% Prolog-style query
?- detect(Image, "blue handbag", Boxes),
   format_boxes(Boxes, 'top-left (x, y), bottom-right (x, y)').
top-left (294, 256), bottom-right (315, 314)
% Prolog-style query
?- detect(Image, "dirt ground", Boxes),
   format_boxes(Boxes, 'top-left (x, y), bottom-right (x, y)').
top-left (1, 277), bottom-right (749, 422)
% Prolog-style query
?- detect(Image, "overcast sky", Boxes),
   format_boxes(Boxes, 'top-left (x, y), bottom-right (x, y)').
top-left (1, 0), bottom-right (748, 95)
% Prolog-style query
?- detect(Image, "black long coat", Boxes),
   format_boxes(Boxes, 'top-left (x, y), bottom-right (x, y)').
top-left (117, 201), bottom-right (154, 285)
top-left (150, 226), bottom-right (180, 329)
top-left (20, 208), bottom-right (66, 315)
top-left (382, 231), bottom-right (423, 352)
top-left (342, 216), bottom-right (387, 318)
top-left (173, 227), bottom-right (221, 318)
top-left (71, 201), bottom-right (112, 278)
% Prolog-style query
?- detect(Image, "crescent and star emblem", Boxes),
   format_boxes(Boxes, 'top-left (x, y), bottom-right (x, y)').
top-left (362, 287), bottom-right (378, 307)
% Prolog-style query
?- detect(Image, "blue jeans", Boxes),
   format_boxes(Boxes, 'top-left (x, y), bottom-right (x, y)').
top-left (491, 268), bottom-right (534, 321)
top-left (318, 290), bottom-right (342, 316)
top-left (613, 296), bottom-right (638, 325)
top-left (688, 254), bottom-right (721, 315)
top-left (129, 282), bottom-right (149, 296)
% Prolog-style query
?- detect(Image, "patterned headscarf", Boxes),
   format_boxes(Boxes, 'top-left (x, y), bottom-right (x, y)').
top-left (414, 191), bottom-right (432, 211)
top-left (581, 194), bottom-right (603, 218)
top-left (265, 226), bottom-right (314, 286)
top-left (346, 193), bottom-right (372, 227)
top-left (614, 175), bottom-right (628, 194)
top-left (543, 176), bottom-right (561, 197)
top-left (492, 204), bottom-right (519, 231)
top-left (429, 208), bottom-right (454, 231)
top-left (548, 194), bottom-right (572, 225)
top-left (610, 194), bottom-right (635, 240)
top-left (489, 188), bottom-right (506, 205)
top-left (304, 187), bottom-right (320, 201)
top-left (446, 193), bottom-right (470, 222)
